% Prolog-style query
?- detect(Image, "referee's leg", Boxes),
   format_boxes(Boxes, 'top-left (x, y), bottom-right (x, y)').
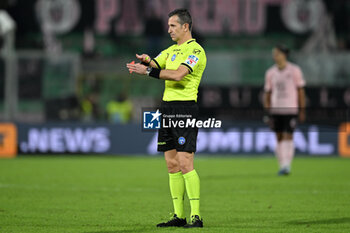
top-left (178, 152), bottom-right (201, 223)
top-left (164, 150), bottom-right (185, 219)
top-left (165, 149), bottom-right (180, 173)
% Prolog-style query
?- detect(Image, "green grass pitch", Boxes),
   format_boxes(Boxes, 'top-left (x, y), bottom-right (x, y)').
top-left (0, 156), bottom-right (349, 233)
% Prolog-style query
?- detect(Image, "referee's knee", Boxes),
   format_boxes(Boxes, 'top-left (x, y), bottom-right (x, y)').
top-left (179, 160), bottom-right (194, 174)
top-left (165, 158), bottom-right (180, 173)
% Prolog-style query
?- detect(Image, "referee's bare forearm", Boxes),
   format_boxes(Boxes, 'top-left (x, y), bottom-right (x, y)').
top-left (149, 60), bottom-right (159, 69)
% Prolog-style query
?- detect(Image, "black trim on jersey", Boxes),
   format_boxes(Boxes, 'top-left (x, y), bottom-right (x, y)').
top-left (149, 68), bottom-right (161, 79)
top-left (181, 63), bottom-right (193, 73)
top-left (187, 39), bottom-right (195, 44)
top-left (152, 58), bottom-right (161, 69)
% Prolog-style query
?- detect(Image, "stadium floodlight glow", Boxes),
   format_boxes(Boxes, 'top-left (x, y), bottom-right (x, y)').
top-left (0, 10), bottom-right (16, 35)
top-left (0, 10), bottom-right (17, 121)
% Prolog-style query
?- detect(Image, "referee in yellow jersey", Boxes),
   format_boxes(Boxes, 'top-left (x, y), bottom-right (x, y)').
top-left (127, 9), bottom-right (206, 228)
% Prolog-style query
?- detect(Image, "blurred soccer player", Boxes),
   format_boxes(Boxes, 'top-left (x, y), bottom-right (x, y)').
top-left (264, 45), bottom-right (306, 175)
top-left (126, 9), bottom-right (206, 228)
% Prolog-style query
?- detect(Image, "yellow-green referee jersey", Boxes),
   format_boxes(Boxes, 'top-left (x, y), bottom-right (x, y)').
top-left (152, 39), bottom-right (207, 102)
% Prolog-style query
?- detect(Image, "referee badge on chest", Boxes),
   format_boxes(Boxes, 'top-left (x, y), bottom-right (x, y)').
top-left (171, 54), bottom-right (176, 61)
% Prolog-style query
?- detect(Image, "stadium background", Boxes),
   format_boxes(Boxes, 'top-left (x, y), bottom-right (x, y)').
top-left (1, 1), bottom-right (350, 233)
top-left (1, 0), bottom-right (350, 157)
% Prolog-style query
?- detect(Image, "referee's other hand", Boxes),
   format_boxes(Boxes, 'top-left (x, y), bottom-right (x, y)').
top-left (136, 54), bottom-right (151, 63)
top-left (126, 63), bottom-right (147, 75)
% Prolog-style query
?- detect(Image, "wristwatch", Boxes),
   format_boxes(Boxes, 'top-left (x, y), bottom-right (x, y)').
top-left (146, 67), bottom-right (152, 76)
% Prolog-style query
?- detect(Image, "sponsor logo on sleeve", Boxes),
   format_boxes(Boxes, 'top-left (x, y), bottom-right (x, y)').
top-left (185, 55), bottom-right (199, 68)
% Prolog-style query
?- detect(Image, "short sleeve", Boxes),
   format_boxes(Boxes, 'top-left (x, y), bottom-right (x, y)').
top-left (294, 66), bottom-right (305, 88)
top-left (264, 70), bottom-right (272, 92)
top-left (152, 49), bottom-right (169, 69)
top-left (180, 48), bottom-right (202, 73)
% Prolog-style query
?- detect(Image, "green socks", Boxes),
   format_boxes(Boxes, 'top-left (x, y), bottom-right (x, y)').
top-left (169, 170), bottom-right (201, 219)
top-left (183, 169), bottom-right (200, 217)
top-left (169, 171), bottom-right (185, 219)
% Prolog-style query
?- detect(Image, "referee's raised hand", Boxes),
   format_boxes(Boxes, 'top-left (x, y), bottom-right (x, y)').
top-left (136, 54), bottom-right (151, 63)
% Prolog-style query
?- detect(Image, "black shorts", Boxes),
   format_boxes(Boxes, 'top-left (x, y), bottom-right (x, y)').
top-left (270, 114), bottom-right (298, 133)
top-left (157, 101), bottom-right (199, 153)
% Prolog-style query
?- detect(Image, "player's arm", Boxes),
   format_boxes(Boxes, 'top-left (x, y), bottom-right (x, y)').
top-left (128, 48), bottom-right (196, 81)
top-left (135, 54), bottom-right (159, 69)
top-left (263, 70), bottom-right (272, 110)
top-left (263, 90), bottom-right (272, 126)
top-left (157, 49), bottom-right (201, 81)
top-left (126, 63), bottom-right (189, 81)
top-left (149, 60), bottom-right (159, 69)
top-left (159, 65), bottom-right (189, 81)
top-left (298, 87), bottom-right (306, 122)
top-left (263, 70), bottom-right (272, 125)
top-left (294, 67), bottom-right (306, 122)
top-left (298, 87), bottom-right (306, 109)
top-left (264, 91), bottom-right (271, 109)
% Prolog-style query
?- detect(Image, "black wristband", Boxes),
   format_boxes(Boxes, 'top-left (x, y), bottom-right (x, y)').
top-left (141, 61), bottom-right (150, 66)
top-left (149, 68), bottom-right (161, 79)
